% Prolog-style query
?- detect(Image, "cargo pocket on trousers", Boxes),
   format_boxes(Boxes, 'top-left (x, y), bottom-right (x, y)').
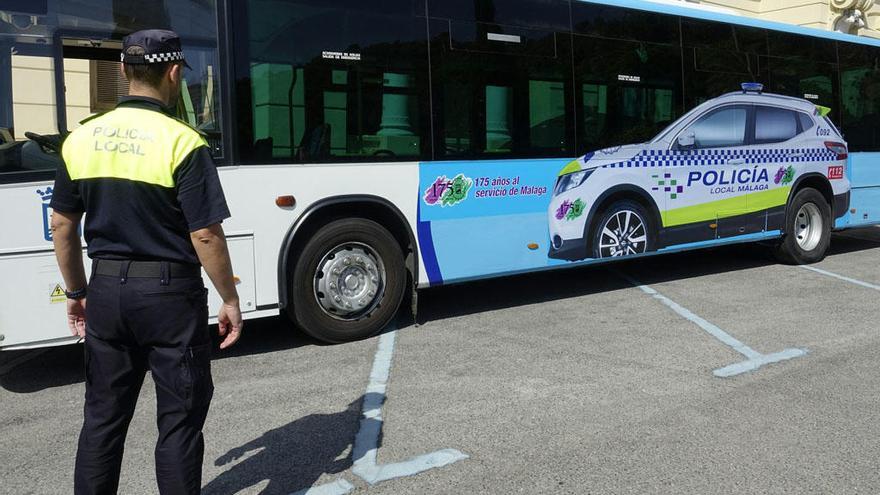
top-left (180, 343), bottom-right (214, 411)
top-left (83, 343), bottom-right (92, 387)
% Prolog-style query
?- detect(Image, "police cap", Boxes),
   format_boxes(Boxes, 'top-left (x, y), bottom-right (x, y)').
top-left (121, 29), bottom-right (191, 69)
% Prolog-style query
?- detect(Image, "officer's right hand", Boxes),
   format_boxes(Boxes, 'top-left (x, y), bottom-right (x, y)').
top-left (217, 301), bottom-right (243, 349)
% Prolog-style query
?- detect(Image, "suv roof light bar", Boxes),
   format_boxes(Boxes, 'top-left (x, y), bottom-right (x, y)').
top-left (741, 82), bottom-right (764, 93)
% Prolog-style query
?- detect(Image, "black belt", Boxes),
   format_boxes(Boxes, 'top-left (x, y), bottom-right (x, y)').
top-left (93, 259), bottom-right (201, 278)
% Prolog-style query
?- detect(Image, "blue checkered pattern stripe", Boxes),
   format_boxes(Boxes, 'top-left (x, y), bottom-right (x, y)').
top-left (144, 51), bottom-right (185, 63)
top-left (120, 51), bottom-right (185, 63)
top-left (602, 148), bottom-right (838, 168)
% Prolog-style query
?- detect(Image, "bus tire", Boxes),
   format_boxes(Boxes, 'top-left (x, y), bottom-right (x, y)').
top-left (590, 200), bottom-right (654, 259)
top-left (773, 187), bottom-right (831, 265)
top-left (290, 218), bottom-right (406, 343)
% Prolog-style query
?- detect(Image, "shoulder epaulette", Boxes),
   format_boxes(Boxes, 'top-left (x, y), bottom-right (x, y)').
top-left (78, 110), bottom-right (111, 126)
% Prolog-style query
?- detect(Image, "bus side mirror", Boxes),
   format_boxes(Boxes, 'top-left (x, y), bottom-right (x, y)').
top-left (677, 132), bottom-right (695, 149)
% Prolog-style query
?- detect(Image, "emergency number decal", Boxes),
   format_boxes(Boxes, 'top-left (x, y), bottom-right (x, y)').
top-left (828, 166), bottom-right (844, 180)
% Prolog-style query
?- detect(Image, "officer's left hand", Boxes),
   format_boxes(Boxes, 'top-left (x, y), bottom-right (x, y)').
top-left (67, 298), bottom-right (87, 338)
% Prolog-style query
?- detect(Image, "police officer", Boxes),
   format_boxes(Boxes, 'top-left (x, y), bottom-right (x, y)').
top-left (50, 29), bottom-right (243, 494)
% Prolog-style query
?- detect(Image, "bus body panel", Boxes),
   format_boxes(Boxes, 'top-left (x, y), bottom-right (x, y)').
top-left (6, 0), bottom-right (880, 348)
top-left (846, 152), bottom-right (880, 227)
top-left (215, 162), bottom-right (423, 300)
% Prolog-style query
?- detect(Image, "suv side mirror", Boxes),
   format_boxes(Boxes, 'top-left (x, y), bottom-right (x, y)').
top-left (677, 132), bottom-right (695, 149)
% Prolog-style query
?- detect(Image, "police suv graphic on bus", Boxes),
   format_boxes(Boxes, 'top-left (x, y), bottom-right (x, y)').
top-left (548, 83), bottom-right (850, 265)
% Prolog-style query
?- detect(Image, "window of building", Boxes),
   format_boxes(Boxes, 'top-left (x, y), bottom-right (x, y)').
top-left (238, 0), bottom-right (430, 163)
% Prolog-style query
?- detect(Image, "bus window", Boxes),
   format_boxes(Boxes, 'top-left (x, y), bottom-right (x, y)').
top-left (572, 34), bottom-right (681, 152)
top-left (681, 18), bottom-right (766, 109)
top-left (429, 19), bottom-right (573, 159)
top-left (0, 1), bottom-right (224, 183)
top-left (426, 0), bottom-right (570, 30)
top-left (0, 36), bottom-right (64, 182)
top-left (240, 0), bottom-right (430, 164)
top-left (762, 30), bottom-right (839, 124)
top-left (838, 42), bottom-right (880, 151)
top-left (571, 1), bottom-right (679, 45)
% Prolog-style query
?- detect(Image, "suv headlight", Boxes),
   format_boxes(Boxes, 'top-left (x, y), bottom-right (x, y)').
top-left (554, 169), bottom-right (595, 196)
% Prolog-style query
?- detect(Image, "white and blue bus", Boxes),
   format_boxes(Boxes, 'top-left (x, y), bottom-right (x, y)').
top-left (2, 0), bottom-right (880, 348)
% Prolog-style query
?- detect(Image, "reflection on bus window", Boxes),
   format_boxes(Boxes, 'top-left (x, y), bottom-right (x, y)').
top-left (0, 1), bottom-right (224, 182)
top-left (245, 0), bottom-right (429, 163)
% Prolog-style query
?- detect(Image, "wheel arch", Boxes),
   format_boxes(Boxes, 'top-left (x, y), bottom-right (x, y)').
top-left (784, 173), bottom-right (834, 233)
top-left (583, 184), bottom-right (663, 253)
top-left (277, 195), bottom-right (417, 311)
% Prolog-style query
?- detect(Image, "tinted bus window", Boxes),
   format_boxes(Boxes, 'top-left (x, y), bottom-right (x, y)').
top-left (429, 19), bottom-right (573, 159)
top-left (571, 2), bottom-right (679, 45)
top-left (768, 32), bottom-right (836, 63)
top-left (427, 0), bottom-right (570, 30)
top-left (0, 1), bottom-right (222, 184)
top-left (681, 18), bottom-right (767, 55)
top-left (763, 56), bottom-right (838, 123)
top-left (238, 0), bottom-right (430, 163)
top-left (572, 34), bottom-right (682, 152)
top-left (838, 42), bottom-right (880, 151)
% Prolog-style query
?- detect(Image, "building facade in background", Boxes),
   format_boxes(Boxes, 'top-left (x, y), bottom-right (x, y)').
top-left (698, 0), bottom-right (880, 36)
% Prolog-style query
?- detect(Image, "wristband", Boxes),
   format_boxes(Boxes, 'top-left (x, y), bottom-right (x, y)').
top-left (64, 287), bottom-right (87, 300)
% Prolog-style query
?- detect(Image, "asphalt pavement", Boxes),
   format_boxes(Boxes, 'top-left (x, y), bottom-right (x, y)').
top-left (4, 228), bottom-right (880, 494)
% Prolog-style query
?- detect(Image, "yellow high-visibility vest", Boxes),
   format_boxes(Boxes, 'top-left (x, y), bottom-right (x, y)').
top-left (61, 107), bottom-right (207, 188)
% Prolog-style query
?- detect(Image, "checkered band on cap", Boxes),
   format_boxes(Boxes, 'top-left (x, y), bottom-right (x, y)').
top-left (144, 51), bottom-right (185, 63)
top-left (120, 51), bottom-right (185, 64)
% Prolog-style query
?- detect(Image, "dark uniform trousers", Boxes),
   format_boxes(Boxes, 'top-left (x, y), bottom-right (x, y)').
top-left (75, 260), bottom-right (214, 495)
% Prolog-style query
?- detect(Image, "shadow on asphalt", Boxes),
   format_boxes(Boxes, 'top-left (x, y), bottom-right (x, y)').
top-left (3, 229), bottom-right (879, 393)
top-left (0, 316), bottom-right (317, 394)
top-left (202, 396), bottom-right (376, 495)
top-left (416, 230), bottom-right (880, 323)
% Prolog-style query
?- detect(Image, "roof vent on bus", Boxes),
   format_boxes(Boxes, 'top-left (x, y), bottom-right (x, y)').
top-left (741, 82), bottom-right (764, 94)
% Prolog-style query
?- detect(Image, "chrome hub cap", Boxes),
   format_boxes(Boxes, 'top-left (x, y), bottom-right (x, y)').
top-left (315, 243), bottom-right (386, 320)
top-left (795, 203), bottom-right (822, 251)
top-left (598, 210), bottom-right (648, 258)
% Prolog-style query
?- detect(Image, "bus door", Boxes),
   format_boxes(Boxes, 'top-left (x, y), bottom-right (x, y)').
top-left (0, 1), bottom-right (229, 350)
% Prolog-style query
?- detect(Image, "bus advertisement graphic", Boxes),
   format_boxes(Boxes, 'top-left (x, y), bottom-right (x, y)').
top-left (418, 88), bottom-right (851, 285)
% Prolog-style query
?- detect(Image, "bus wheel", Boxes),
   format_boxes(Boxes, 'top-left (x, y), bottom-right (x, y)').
top-left (773, 187), bottom-right (831, 265)
top-left (291, 218), bottom-right (406, 343)
top-left (591, 200), bottom-right (653, 259)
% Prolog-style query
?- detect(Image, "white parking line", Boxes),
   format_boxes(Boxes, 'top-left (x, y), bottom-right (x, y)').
top-left (800, 265), bottom-right (880, 291)
top-left (291, 326), bottom-right (468, 494)
top-left (290, 479), bottom-right (354, 495)
top-left (617, 272), bottom-right (807, 378)
top-left (351, 328), bottom-right (468, 485)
